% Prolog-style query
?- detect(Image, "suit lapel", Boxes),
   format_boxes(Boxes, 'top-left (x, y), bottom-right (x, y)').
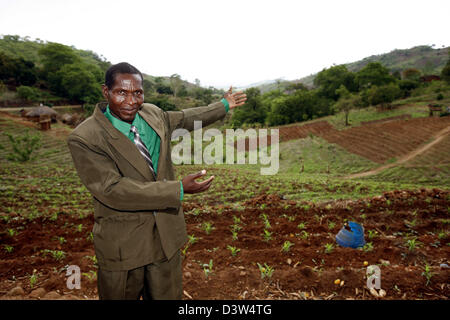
top-left (93, 105), bottom-right (155, 181)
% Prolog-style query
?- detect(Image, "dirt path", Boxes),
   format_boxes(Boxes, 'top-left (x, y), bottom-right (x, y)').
top-left (345, 125), bottom-right (450, 179)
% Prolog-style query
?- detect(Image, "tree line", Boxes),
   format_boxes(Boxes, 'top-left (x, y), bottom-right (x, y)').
top-left (232, 53), bottom-right (450, 128)
top-left (0, 36), bottom-right (221, 109)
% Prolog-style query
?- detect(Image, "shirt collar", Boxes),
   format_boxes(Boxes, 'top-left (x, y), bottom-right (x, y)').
top-left (105, 105), bottom-right (145, 136)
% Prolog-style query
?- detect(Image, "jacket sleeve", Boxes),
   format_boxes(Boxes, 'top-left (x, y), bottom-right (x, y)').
top-left (165, 100), bottom-right (227, 134)
top-left (67, 135), bottom-right (182, 212)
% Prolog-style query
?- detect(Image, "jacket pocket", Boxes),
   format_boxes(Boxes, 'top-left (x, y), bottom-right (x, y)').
top-left (93, 231), bottom-right (120, 266)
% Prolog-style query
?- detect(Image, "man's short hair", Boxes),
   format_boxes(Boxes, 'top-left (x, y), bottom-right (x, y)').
top-left (105, 62), bottom-right (144, 89)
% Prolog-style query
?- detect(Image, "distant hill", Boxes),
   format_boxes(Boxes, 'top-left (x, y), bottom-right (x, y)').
top-left (252, 45), bottom-right (449, 92)
top-left (0, 35), bottom-right (202, 90)
top-left (0, 35), bottom-right (110, 72)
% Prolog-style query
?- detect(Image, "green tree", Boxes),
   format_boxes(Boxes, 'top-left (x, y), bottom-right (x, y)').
top-left (154, 77), bottom-right (173, 95)
top-left (38, 42), bottom-right (79, 75)
top-left (58, 62), bottom-right (102, 104)
top-left (265, 89), bottom-right (331, 126)
top-left (402, 68), bottom-right (421, 81)
top-left (313, 65), bottom-right (357, 101)
top-left (142, 78), bottom-right (154, 94)
top-left (16, 85), bottom-right (41, 101)
top-left (231, 88), bottom-right (267, 127)
top-left (38, 43), bottom-right (81, 96)
top-left (356, 62), bottom-right (395, 89)
top-left (334, 85), bottom-right (362, 126)
top-left (398, 79), bottom-right (420, 97)
top-left (368, 83), bottom-right (402, 109)
top-left (144, 95), bottom-right (177, 111)
top-left (0, 52), bottom-right (37, 86)
top-left (286, 82), bottom-right (308, 92)
top-left (441, 50), bottom-right (450, 83)
top-left (169, 74), bottom-right (182, 97)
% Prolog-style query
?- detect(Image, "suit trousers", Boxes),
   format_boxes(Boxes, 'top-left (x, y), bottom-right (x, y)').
top-left (97, 250), bottom-right (182, 300)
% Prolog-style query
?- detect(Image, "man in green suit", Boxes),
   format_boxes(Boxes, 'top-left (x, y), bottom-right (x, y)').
top-left (67, 62), bottom-right (246, 300)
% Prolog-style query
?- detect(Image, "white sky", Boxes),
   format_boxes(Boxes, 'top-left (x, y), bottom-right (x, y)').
top-left (0, 0), bottom-right (448, 88)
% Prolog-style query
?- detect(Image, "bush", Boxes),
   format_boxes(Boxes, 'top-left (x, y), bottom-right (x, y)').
top-left (436, 93), bottom-right (444, 100)
top-left (4, 130), bottom-right (42, 162)
top-left (144, 95), bottom-right (177, 111)
top-left (16, 85), bottom-right (41, 101)
top-left (398, 79), bottom-right (420, 97)
top-left (368, 83), bottom-right (402, 108)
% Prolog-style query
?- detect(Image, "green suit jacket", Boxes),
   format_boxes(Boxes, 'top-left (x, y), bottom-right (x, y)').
top-left (67, 101), bottom-right (227, 271)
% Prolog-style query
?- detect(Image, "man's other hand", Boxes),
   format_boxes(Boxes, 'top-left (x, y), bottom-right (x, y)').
top-left (224, 86), bottom-right (247, 109)
top-left (182, 169), bottom-right (214, 194)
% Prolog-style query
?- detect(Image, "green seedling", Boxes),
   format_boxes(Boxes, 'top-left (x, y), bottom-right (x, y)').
top-left (202, 259), bottom-right (213, 278)
top-left (7, 229), bottom-right (18, 237)
top-left (181, 244), bottom-right (189, 256)
top-left (4, 244), bottom-right (14, 253)
top-left (232, 215), bottom-right (241, 224)
top-left (82, 270), bottom-right (97, 282)
top-left (76, 224), bottom-right (83, 232)
top-left (30, 270), bottom-right (38, 288)
top-left (227, 245), bottom-right (241, 257)
top-left (327, 221), bottom-right (336, 230)
top-left (405, 219), bottom-right (417, 228)
top-left (367, 229), bottom-right (378, 240)
top-left (421, 264), bottom-right (433, 286)
top-left (257, 263), bottom-right (274, 279)
top-left (49, 212), bottom-right (58, 221)
top-left (297, 222), bottom-right (307, 230)
top-left (231, 229), bottom-right (238, 241)
top-left (281, 241), bottom-right (294, 253)
top-left (324, 243), bottom-right (334, 254)
top-left (202, 222), bottom-right (215, 235)
top-left (41, 249), bottom-right (66, 261)
top-left (300, 230), bottom-right (309, 240)
top-left (437, 230), bottom-right (447, 239)
top-left (187, 234), bottom-right (199, 245)
top-left (230, 224), bottom-right (242, 232)
top-left (262, 229), bottom-right (272, 242)
top-left (406, 237), bottom-right (421, 251)
top-left (362, 242), bottom-right (374, 252)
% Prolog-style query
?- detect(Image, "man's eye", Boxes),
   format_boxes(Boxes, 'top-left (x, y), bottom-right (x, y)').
top-left (119, 90), bottom-right (126, 95)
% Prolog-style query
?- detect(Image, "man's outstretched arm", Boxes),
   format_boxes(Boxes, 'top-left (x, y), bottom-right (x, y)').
top-left (166, 87), bottom-right (247, 133)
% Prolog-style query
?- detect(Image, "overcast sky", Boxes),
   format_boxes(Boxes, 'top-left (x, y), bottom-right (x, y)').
top-left (0, 0), bottom-right (448, 88)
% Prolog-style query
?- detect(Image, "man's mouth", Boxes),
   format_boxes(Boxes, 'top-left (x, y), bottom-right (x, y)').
top-left (122, 108), bottom-right (136, 114)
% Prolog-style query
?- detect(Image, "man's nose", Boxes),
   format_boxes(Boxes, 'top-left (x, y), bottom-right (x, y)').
top-left (125, 93), bottom-right (137, 105)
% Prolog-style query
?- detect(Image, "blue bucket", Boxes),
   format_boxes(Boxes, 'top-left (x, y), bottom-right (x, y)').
top-left (335, 221), bottom-right (366, 248)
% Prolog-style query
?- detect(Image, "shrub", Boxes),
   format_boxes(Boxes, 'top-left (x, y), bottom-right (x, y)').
top-left (16, 85), bottom-right (41, 101)
top-left (4, 130), bottom-right (42, 162)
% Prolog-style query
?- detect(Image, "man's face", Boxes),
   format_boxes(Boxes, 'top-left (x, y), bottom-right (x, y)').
top-left (102, 73), bottom-right (144, 123)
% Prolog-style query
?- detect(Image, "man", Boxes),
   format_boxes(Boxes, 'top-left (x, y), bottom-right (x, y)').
top-left (67, 62), bottom-right (246, 300)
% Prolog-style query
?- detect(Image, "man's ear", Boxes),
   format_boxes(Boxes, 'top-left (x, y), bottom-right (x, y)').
top-left (101, 84), bottom-right (109, 100)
